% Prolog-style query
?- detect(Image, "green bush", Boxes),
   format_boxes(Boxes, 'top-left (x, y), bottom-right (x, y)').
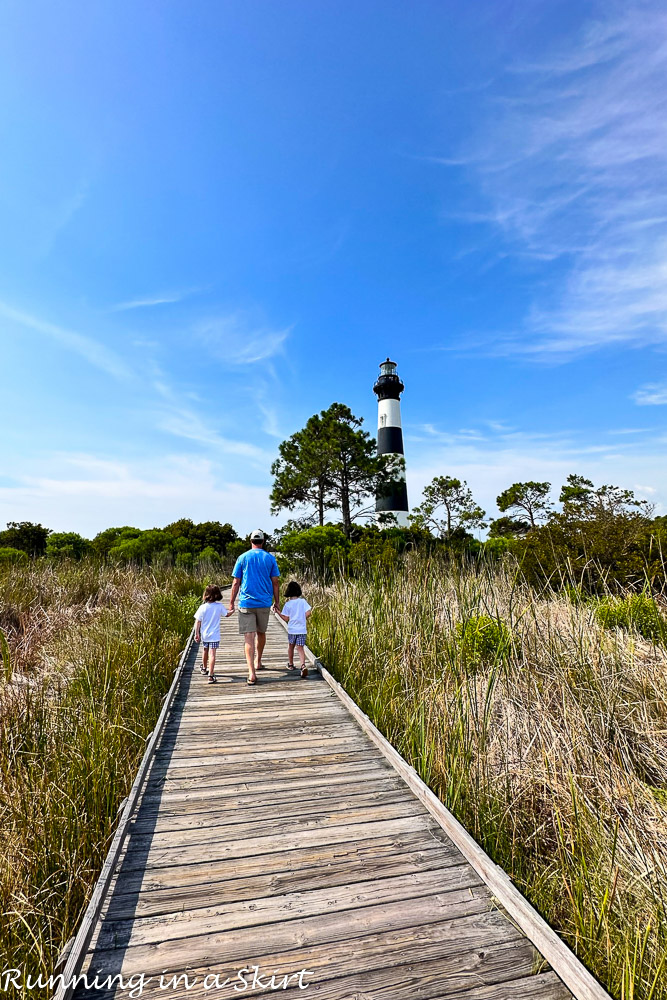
top-left (595, 593), bottom-right (666, 643)
top-left (0, 547), bottom-right (28, 565)
top-left (454, 614), bottom-right (512, 672)
top-left (197, 546), bottom-right (221, 565)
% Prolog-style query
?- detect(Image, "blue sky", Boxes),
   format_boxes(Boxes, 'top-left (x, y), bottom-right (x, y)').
top-left (1, 0), bottom-right (666, 536)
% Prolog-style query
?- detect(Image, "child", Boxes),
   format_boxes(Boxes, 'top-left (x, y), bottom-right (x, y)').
top-left (278, 581), bottom-right (312, 679)
top-left (194, 584), bottom-right (233, 684)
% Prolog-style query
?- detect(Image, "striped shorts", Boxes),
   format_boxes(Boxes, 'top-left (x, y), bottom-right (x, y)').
top-left (288, 633), bottom-right (307, 646)
top-left (202, 641), bottom-right (220, 649)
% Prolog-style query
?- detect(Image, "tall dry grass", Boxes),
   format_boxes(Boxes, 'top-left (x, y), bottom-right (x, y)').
top-left (0, 559), bottom-right (217, 987)
top-left (309, 554), bottom-right (667, 1000)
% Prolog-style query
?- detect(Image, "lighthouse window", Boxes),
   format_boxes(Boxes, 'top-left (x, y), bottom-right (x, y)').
top-left (380, 361), bottom-right (396, 377)
top-left (380, 414), bottom-right (386, 426)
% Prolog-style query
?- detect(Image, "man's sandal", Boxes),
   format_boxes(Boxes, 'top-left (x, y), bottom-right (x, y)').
top-left (287, 663), bottom-right (296, 670)
top-left (247, 676), bottom-right (257, 686)
top-left (300, 666), bottom-right (308, 679)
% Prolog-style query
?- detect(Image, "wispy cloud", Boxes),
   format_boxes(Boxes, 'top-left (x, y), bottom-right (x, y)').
top-left (112, 287), bottom-right (203, 311)
top-left (405, 419), bottom-right (666, 517)
top-left (633, 382), bottom-right (667, 405)
top-left (156, 404), bottom-right (272, 463)
top-left (451, 4), bottom-right (667, 355)
top-left (196, 310), bottom-right (291, 365)
top-left (0, 452), bottom-right (271, 535)
top-left (0, 301), bottom-right (131, 379)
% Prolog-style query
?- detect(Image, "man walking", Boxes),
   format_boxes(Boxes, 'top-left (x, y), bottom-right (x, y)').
top-left (229, 529), bottom-right (280, 685)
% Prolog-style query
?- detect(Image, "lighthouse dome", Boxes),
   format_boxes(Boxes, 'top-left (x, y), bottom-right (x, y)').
top-left (373, 357), bottom-right (405, 400)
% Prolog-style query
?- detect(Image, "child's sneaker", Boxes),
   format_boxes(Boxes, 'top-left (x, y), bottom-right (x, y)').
top-left (208, 674), bottom-right (217, 684)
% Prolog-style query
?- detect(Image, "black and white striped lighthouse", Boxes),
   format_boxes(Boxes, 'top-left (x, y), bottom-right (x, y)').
top-left (373, 358), bottom-right (409, 526)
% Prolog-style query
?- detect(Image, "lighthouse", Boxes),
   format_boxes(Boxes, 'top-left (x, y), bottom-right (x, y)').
top-left (373, 358), bottom-right (409, 526)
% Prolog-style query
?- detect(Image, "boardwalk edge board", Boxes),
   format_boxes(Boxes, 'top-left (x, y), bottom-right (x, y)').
top-left (51, 628), bottom-right (197, 1000)
top-left (272, 611), bottom-right (612, 1000)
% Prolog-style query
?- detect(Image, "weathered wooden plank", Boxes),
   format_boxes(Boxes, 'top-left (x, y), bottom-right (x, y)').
top-left (447, 972), bottom-right (572, 1000)
top-left (79, 910), bottom-right (528, 997)
top-left (159, 745), bottom-right (384, 774)
top-left (140, 774), bottom-right (404, 811)
top-left (142, 788), bottom-right (414, 831)
top-left (97, 867), bottom-right (483, 950)
top-left (117, 815), bottom-right (439, 873)
top-left (144, 763), bottom-right (396, 797)
top-left (105, 841), bottom-right (462, 920)
top-left (83, 887), bottom-right (495, 976)
top-left (228, 940), bottom-right (543, 1000)
top-left (104, 829), bottom-right (457, 896)
top-left (159, 733), bottom-right (370, 762)
top-left (132, 796), bottom-right (423, 851)
top-left (129, 806), bottom-right (431, 853)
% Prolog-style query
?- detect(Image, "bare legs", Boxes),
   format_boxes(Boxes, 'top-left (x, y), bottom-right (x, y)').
top-left (288, 641), bottom-right (306, 669)
top-left (244, 632), bottom-right (257, 683)
top-left (202, 646), bottom-right (217, 677)
top-left (244, 630), bottom-right (268, 682)
top-left (256, 630), bottom-right (266, 669)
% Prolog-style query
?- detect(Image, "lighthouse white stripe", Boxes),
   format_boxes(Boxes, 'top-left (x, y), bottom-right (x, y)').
top-left (378, 398), bottom-right (402, 428)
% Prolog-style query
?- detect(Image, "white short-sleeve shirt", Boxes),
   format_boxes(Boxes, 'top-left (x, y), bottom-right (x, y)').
top-left (281, 597), bottom-right (311, 635)
top-left (195, 601), bottom-right (228, 642)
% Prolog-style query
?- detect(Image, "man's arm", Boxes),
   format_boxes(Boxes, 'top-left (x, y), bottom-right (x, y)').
top-left (229, 577), bottom-right (241, 609)
top-left (271, 576), bottom-right (280, 609)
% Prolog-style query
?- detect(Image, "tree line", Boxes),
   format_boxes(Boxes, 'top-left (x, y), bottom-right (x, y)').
top-left (1, 399), bottom-right (664, 592)
top-left (0, 519), bottom-right (245, 566)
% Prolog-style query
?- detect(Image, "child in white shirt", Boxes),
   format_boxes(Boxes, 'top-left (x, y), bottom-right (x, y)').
top-left (194, 584), bottom-right (234, 684)
top-left (278, 581), bottom-right (312, 679)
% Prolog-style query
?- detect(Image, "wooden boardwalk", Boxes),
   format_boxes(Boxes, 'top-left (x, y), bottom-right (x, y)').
top-left (67, 605), bottom-right (607, 1000)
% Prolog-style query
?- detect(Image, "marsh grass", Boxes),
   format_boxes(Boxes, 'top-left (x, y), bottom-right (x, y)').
top-left (0, 559), bottom-right (216, 986)
top-left (309, 554), bottom-right (667, 1000)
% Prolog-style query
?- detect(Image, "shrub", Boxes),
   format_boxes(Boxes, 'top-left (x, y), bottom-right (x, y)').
top-left (454, 614), bottom-right (512, 672)
top-left (0, 547), bottom-right (28, 565)
top-left (46, 532), bottom-right (91, 560)
top-left (197, 546), bottom-right (221, 565)
top-left (595, 593), bottom-right (666, 644)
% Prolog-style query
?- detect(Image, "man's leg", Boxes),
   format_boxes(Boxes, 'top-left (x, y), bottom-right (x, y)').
top-left (245, 632), bottom-right (257, 681)
top-left (256, 630), bottom-right (267, 669)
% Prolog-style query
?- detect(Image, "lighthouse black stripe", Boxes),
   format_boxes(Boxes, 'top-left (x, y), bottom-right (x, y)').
top-left (377, 426), bottom-right (405, 455)
top-left (376, 482), bottom-right (409, 512)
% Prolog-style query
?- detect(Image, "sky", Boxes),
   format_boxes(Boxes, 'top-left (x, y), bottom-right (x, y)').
top-left (1, 0), bottom-right (667, 537)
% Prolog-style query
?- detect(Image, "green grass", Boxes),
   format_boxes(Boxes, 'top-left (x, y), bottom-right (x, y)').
top-left (0, 559), bottom-right (218, 990)
top-left (308, 554), bottom-right (667, 1000)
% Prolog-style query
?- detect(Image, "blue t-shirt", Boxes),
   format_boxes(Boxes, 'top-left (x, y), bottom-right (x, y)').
top-left (232, 548), bottom-right (280, 608)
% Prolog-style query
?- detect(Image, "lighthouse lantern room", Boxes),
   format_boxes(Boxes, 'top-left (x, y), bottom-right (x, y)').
top-left (373, 358), bottom-right (409, 526)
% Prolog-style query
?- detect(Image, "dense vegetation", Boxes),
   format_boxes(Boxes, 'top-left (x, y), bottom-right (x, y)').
top-left (0, 560), bottom-right (213, 993)
top-left (308, 557), bottom-right (667, 1000)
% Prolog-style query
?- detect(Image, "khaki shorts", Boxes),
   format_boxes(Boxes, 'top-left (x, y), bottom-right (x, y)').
top-left (238, 607), bottom-right (271, 634)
